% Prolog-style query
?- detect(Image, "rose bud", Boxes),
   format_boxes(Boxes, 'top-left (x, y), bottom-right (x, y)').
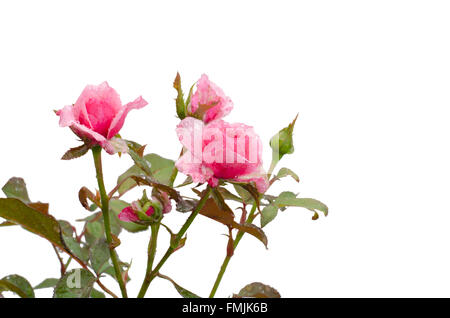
top-left (56, 82), bottom-right (148, 154)
top-left (152, 190), bottom-right (172, 214)
top-left (118, 201), bottom-right (155, 223)
top-left (188, 74), bottom-right (233, 123)
top-left (269, 114), bottom-right (298, 161)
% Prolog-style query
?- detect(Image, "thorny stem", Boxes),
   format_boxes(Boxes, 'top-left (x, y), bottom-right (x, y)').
top-left (92, 146), bottom-right (128, 298)
top-left (209, 204), bottom-right (258, 298)
top-left (137, 186), bottom-right (212, 298)
top-left (135, 147), bottom-right (182, 297)
top-left (209, 160), bottom-right (278, 298)
top-left (139, 223), bottom-right (160, 296)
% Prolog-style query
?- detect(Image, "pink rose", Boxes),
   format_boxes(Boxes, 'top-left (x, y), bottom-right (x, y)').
top-left (57, 82), bottom-right (148, 154)
top-left (118, 203), bottom-right (155, 223)
top-left (175, 117), bottom-right (269, 193)
top-left (188, 74), bottom-right (233, 123)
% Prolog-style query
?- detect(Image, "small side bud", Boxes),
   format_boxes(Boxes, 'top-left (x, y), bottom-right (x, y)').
top-left (173, 72), bottom-right (186, 119)
top-left (270, 114), bottom-right (298, 161)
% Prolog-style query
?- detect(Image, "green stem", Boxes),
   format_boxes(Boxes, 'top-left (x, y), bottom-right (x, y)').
top-left (168, 149), bottom-right (182, 186)
top-left (64, 256), bottom-right (72, 269)
top-left (92, 146), bottom-right (128, 298)
top-left (140, 223), bottom-right (160, 296)
top-left (137, 186), bottom-right (212, 298)
top-left (209, 204), bottom-right (257, 298)
top-left (267, 156), bottom-right (278, 176)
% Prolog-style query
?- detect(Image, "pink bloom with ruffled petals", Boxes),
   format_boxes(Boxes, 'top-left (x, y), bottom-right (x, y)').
top-left (188, 74), bottom-right (233, 123)
top-left (57, 82), bottom-right (148, 154)
top-left (175, 117), bottom-right (269, 193)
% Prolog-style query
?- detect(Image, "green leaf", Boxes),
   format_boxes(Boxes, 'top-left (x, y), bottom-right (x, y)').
top-left (0, 221), bottom-right (16, 227)
top-left (0, 274), bottom-right (35, 298)
top-left (0, 198), bottom-right (65, 249)
top-left (217, 187), bottom-right (243, 203)
top-left (110, 199), bottom-right (148, 233)
top-left (233, 185), bottom-right (254, 204)
top-left (63, 235), bottom-right (89, 262)
top-left (158, 274), bottom-right (200, 298)
top-left (117, 153), bottom-right (175, 195)
top-left (126, 147), bottom-right (153, 176)
top-left (89, 239), bottom-right (110, 275)
top-left (84, 219), bottom-right (103, 245)
top-left (34, 278), bottom-right (59, 289)
top-left (61, 144), bottom-right (90, 160)
top-left (275, 192), bottom-right (328, 216)
top-left (175, 175), bottom-right (193, 188)
top-left (107, 210), bottom-right (122, 237)
top-left (59, 220), bottom-right (74, 236)
top-left (102, 262), bottom-right (131, 283)
top-left (260, 204), bottom-right (278, 228)
top-left (261, 192), bottom-right (328, 226)
top-left (234, 223), bottom-right (268, 248)
top-left (60, 220), bottom-right (89, 261)
top-left (185, 83), bottom-right (195, 111)
top-left (199, 197), bottom-right (268, 248)
top-left (90, 288), bottom-right (105, 298)
top-left (82, 212), bottom-right (120, 246)
top-left (53, 269), bottom-right (96, 298)
top-left (275, 168), bottom-right (299, 183)
top-left (236, 282), bottom-right (280, 298)
top-left (2, 177), bottom-right (30, 203)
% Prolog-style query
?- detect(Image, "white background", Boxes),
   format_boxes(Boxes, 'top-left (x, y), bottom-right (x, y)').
top-left (0, 0), bottom-right (449, 298)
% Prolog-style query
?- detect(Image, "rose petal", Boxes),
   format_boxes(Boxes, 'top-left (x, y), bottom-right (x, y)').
top-left (104, 137), bottom-right (129, 155)
top-left (207, 177), bottom-right (219, 188)
top-left (154, 192), bottom-right (172, 214)
top-left (76, 82), bottom-right (123, 137)
top-left (118, 206), bottom-right (139, 222)
top-left (70, 122), bottom-right (108, 145)
top-left (176, 117), bottom-right (205, 158)
top-left (57, 105), bottom-right (76, 127)
top-left (189, 74), bottom-right (233, 123)
top-left (145, 206), bottom-right (155, 216)
top-left (175, 150), bottom-right (213, 184)
top-left (107, 96), bottom-right (148, 139)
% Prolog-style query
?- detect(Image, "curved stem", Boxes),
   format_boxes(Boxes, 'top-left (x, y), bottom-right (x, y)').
top-left (209, 204), bottom-right (257, 298)
top-left (92, 146), bottom-right (128, 298)
top-left (137, 186), bottom-right (212, 298)
top-left (52, 244), bottom-right (66, 276)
